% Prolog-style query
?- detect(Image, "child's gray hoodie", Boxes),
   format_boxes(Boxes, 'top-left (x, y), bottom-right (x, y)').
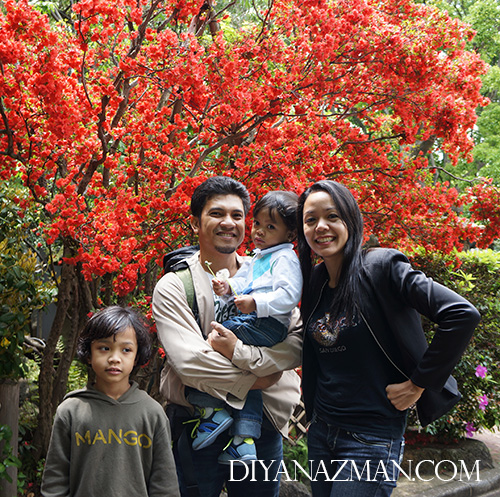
top-left (41, 381), bottom-right (179, 497)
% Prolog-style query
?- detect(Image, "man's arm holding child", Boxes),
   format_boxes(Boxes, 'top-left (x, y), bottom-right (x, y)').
top-left (153, 271), bottom-right (281, 402)
top-left (209, 307), bottom-right (303, 377)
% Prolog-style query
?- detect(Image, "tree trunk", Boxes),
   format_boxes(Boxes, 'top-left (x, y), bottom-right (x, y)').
top-left (0, 379), bottom-right (20, 497)
top-left (32, 250), bottom-right (95, 461)
top-left (32, 252), bottom-right (77, 460)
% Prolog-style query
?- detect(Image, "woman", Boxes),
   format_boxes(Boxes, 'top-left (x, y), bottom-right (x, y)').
top-left (297, 180), bottom-right (480, 497)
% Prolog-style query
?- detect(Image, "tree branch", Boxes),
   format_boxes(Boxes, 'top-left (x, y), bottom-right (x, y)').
top-left (0, 97), bottom-right (23, 162)
top-left (188, 113), bottom-right (272, 177)
top-left (427, 166), bottom-right (478, 184)
top-left (333, 133), bottom-right (405, 155)
top-left (77, 96), bottom-right (110, 194)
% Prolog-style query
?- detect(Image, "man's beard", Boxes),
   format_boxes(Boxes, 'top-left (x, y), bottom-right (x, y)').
top-left (215, 245), bottom-right (237, 254)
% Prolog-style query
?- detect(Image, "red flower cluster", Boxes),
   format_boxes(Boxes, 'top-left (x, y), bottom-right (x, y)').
top-left (0, 0), bottom-right (497, 298)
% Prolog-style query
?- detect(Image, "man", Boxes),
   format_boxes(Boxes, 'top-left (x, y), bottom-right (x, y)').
top-left (152, 176), bottom-right (302, 497)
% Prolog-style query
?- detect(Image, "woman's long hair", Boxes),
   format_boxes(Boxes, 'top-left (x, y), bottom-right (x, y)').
top-left (297, 180), bottom-right (364, 322)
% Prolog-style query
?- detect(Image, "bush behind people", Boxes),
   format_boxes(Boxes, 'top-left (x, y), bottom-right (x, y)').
top-left (409, 248), bottom-right (500, 440)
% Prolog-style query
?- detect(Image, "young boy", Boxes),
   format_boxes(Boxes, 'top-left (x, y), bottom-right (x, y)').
top-left (41, 306), bottom-right (180, 497)
top-left (187, 191), bottom-right (303, 463)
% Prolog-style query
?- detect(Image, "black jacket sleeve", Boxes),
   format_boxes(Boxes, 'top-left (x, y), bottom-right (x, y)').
top-left (364, 248), bottom-right (480, 391)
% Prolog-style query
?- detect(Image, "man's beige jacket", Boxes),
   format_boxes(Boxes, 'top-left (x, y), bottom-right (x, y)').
top-left (152, 251), bottom-right (302, 437)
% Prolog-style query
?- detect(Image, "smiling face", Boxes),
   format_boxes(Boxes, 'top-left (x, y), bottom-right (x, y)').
top-left (89, 326), bottom-right (138, 399)
top-left (191, 194), bottom-right (246, 256)
top-left (251, 208), bottom-right (294, 250)
top-left (302, 190), bottom-right (349, 277)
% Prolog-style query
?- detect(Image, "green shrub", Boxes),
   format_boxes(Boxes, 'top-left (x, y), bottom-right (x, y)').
top-left (410, 248), bottom-right (500, 440)
top-left (17, 356), bottom-right (88, 495)
top-left (283, 437), bottom-right (309, 484)
top-left (0, 424), bottom-right (21, 486)
top-left (0, 180), bottom-right (55, 380)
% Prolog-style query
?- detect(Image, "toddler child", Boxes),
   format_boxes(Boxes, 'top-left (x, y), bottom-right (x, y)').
top-left (187, 191), bottom-right (303, 464)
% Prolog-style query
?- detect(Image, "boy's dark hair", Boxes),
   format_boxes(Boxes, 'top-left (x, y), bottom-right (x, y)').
top-left (77, 306), bottom-right (152, 367)
top-left (253, 190), bottom-right (299, 232)
top-left (190, 176), bottom-right (251, 218)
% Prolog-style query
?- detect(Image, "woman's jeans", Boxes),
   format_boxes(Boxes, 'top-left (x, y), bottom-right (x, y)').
top-left (307, 413), bottom-right (405, 497)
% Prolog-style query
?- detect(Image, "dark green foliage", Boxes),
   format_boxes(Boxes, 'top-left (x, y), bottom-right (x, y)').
top-left (410, 249), bottom-right (500, 439)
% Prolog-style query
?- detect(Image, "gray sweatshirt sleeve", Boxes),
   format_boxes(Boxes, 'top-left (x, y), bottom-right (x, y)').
top-left (41, 410), bottom-right (71, 497)
top-left (147, 412), bottom-right (180, 497)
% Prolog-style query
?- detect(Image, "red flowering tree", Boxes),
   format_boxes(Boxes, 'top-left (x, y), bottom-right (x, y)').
top-left (1, 0), bottom-right (499, 457)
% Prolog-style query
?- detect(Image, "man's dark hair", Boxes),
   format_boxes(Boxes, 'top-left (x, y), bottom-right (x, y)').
top-left (190, 176), bottom-right (251, 218)
top-left (77, 306), bottom-right (152, 367)
top-left (253, 191), bottom-right (299, 232)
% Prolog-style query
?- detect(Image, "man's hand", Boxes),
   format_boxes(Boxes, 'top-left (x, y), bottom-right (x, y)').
top-left (208, 322), bottom-right (283, 389)
top-left (251, 371), bottom-right (283, 390)
top-left (212, 278), bottom-right (230, 296)
top-left (207, 322), bottom-right (238, 360)
top-left (234, 295), bottom-right (256, 314)
top-left (386, 380), bottom-right (425, 411)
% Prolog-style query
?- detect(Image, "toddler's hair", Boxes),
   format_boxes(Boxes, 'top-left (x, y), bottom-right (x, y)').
top-left (253, 191), bottom-right (299, 232)
top-left (77, 306), bottom-right (152, 367)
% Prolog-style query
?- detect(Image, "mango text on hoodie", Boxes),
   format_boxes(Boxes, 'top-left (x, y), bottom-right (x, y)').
top-left (75, 428), bottom-right (152, 448)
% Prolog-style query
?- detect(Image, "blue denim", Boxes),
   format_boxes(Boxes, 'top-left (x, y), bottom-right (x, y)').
top-left (186, 387), bottom-right (262, 439)
top-left (223, 313), bottom-right (288, 347)
top-left (232, 389), bottom-right (262, 438)
top-left (185, 387), bottom-right (226, 409)
top-left (173, 420), bottom-right (283, 497)
top-left (223, 314), bottom-right (286, 438)
top-left (186, 314), bottom-right (285, 440)
top-left (307, 413), bottom-right (405, 497)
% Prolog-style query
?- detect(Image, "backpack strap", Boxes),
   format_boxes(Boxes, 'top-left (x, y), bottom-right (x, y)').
top-left (176, 267), bottom-right (200, 328)
top-left (176, 268), bottom-right (194, 309)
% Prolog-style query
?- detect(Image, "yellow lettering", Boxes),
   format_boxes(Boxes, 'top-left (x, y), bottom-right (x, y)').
top-left (92, 429), bottom-right (107, 445)
top-left (124, 431), bottom-right (138, 446)
top-left (74, 429), bottom-right (152, 448)
top-left (138, 434), bottom-right (152, 449)
top-left (75, 431), bottom-right (91, 446)
top-left (108, 429), bottom-right (122, 444)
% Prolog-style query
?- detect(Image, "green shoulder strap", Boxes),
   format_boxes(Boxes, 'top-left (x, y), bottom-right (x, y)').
top-left (176, 267), bottom-right (194, 310)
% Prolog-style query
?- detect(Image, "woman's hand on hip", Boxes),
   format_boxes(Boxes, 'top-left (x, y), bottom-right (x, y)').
top-left (386, 380), bottom-right (424, 411)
